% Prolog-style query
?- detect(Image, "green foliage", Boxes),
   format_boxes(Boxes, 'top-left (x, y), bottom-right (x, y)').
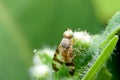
top-left (83, 12), bottom-right (120, 80)
top-left (82, 35), bottom-right (118, 80)
top-left (96, 66), bottom-right (112, 80)
top-left (100, 12), bottom-right (120, 50)
top-left (1, 0), bottom-right (120, 80)
top-left (30, 12), bottom-right (120, 80)
top-left (37, 52), bottom-right (52, 66)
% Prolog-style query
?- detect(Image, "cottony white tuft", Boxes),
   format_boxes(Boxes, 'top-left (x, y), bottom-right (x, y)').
top-left (74, 31), bottom-right (91, 44)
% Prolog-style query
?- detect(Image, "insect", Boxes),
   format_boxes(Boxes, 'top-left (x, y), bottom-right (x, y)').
top-left (52, 29), bottom-right (75, 75)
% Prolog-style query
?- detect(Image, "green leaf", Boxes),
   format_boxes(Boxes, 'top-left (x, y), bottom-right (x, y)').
top-left (100, 12), bottom-right (120, 50)
top-left (96, 66), bottom-right (112, 80)
top-left (81, 35), bottom-right (118, 80)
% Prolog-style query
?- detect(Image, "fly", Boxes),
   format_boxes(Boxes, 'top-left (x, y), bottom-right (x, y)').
top-left (52, 29), bottom-right (75, 75)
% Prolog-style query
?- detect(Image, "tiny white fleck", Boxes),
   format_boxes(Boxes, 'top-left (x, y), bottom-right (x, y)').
top-left (33, 49), bottom-right (37, 53)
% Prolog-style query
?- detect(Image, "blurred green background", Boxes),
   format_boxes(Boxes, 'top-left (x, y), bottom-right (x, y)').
top-left (0, 0), bottom-right (120, 80)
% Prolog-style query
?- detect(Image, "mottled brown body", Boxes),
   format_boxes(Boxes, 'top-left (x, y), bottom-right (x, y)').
top-left (52, 29), bottom-right (75, 75)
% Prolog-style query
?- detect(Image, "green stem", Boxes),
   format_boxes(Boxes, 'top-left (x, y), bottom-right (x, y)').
top-left (81, 35), bottom-right (118, 80)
